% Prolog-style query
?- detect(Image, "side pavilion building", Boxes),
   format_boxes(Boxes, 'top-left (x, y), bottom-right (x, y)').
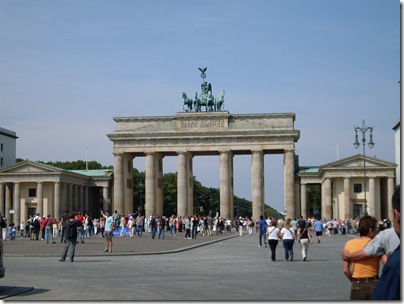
top-left (0, 161), bottom-right (113, 225)
top-left (298, 154), bottom-right (396, 221)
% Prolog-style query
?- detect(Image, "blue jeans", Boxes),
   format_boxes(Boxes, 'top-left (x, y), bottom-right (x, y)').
top-left (77, 227), bottom-right (84, 243)
top-left (158, 226), bottom-right (165, 239)
top-left (60, 238), bottom-right (77, 261)
top-left (137, 225), bottom-right (143, 237)
top-left (192, 227), bottom-right (197, 239)
top-left (151, 226), bottom-right (157, 239)
top-left (283, 239), bottom-right (294, 260)
top-left (259, 230), bottom-right (266, 246)
top-left (44, 226), bottom-right (54, 243)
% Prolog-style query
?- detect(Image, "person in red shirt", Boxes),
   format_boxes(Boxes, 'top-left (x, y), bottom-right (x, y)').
top-left (76, 212), bottom-right (85, 243)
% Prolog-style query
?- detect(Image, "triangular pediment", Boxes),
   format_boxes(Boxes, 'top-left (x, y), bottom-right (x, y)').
top-left (0, 160), bottom-right (64, 174)
top-left (321, 154), bottom-right (396, 170)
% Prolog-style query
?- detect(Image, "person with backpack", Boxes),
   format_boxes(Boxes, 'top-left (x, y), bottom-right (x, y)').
top-left (59, 213), bottom-right (82, 262)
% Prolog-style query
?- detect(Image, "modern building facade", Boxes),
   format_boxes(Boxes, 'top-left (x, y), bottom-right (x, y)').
top-left (0, 127), bottom-right (17, 170)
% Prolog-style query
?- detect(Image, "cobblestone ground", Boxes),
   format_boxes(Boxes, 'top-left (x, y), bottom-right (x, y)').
top-left (0, 230), bottom-right (354, 301)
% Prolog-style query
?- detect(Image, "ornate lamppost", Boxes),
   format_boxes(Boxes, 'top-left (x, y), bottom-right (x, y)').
top-left (354, 120), bottom-right (375, 216)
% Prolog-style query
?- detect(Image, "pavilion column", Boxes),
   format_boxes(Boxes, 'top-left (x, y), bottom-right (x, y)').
top-left (54, 182), bottom-right (60, 221)
top-left (322, 178), bottom-right (332, 220)
top-left (83, 186), bottom-right (89, 213)
top-left (220, 151), bottom-right (231, 220)
top-left (368, 177), bottom-right (376, 217)
top-left (284, 149), bottom-right (295, 219)
top-left (73, 184), bottom-right (79, 211)
top-left (13, 182), bottom-right (20, 226)
top-left (113, 153), bottom-right (124, 214)
top-left (5, 183), bottom-right (12, 224)
top-left (155, 153), bottom-right (164, 216)
top-left (145, 152), bottom-right (156, 218)
top-left (37, 182), bottom-right (43, 216)
top-left (300, 183), bottom-right (307, 218)
top-left (67, 183), bottom-right (73, 213)
top-left (78, 186), bottom-right (84, 212)
top-left (177, 152), bottom-right (187, 217)
top-left (343, 178), bottom-right (351, 220)
top-left (252, 150), bottom-right (264, 223)
top-left (102, 186), bottom-right (109, 212)
top-left (387, 177), bottom-right (394, 220)
top-left (0, 183), bottom-right (4, 216)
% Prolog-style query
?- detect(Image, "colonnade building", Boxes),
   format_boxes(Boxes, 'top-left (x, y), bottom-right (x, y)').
top-left (0, 112), bottom-right (397, 224)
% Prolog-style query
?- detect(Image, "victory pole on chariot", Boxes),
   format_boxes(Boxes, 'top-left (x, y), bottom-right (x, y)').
top-left (182, 67), bottom-right (225, 112)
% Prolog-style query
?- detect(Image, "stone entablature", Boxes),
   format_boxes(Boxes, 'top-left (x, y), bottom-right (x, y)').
top-left (109, 112), bottom-right (300, 156)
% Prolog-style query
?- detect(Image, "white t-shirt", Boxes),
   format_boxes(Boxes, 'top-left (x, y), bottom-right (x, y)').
top-left (267, 226), bottom-right (280, 240)
top-left (281, 227), bottom-right (294, 240)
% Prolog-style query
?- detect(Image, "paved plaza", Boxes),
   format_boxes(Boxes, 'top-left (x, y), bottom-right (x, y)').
top-left (0, 230), bottom-right (357, 301)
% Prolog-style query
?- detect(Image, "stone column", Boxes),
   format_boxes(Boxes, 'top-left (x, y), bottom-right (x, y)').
top-left (78, 185), bottom-right (84, 212)
top-left (102, 187), bottom-right (109, 212)
top-left (155, 153), bottom-right (164, 216)
top-left (322, 178), bottom-right (332, 220)
top-left (113, 153), bottom-right (124, 214)
top-left (54, 182), bottom-right (60, 221)
top-left (186, 153), bottom-right (193, 216)
top-left (343, 178), bottom-right (350, 220)
top-left (61, 182), bottom-right (67, 215)
top-left (177, 152), bottom-right (187, 217)
top-left (13, 182), bottom-right (20, 225)
top-left (387, 177), bottom-right (394, 220)
top-left (252, 150), bottom-right (264, 223)
top-left (145, 152), bottom-right (156, 218)
top-left (122, 153), bottom-right (134, 214)
top-left (67, 183), bottom-right (73, 213)
top-left (84, 186), bottom-right (89, 213)
top-left (5, 183), bottom-right (12, 224)
top-left (73, 184), bottom-right (79, 212)
top-left (220, 151), bottom-right (231, 220)
top-left (0, 183), bottom-right (4, 216)
top-left (368, 177), bottom-right (376, 217)
top-left (37, 182), bottom-right (43, 216)
top-left (300, 183), bottom-right (307, 218)
top-left (284, 149), bottom-right (295, 219)
top-left (229, 152), bottom-right (234, 221)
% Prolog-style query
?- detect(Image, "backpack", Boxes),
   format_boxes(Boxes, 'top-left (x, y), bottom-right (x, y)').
top-left (33, 218), bottom-right (40, 228)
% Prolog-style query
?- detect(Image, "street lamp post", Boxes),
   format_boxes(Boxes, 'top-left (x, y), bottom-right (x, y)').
top-left (354, 120), bottom-right (375, 216)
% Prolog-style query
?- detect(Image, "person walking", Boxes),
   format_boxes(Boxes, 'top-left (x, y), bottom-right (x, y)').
top-left (44, 214), bottom-right (56, 244)
top-left (313, 219), bottom-right (324, 243)
top-left (343, 215), bottom-right (380, 300)
top-left (280, 219), bottom-right (296, 261)
top-left (297, 220), bottom-right (312, 261)
top-left (59, 213), bottom-right (82, 262)
top-left (119, 215), bottom-right (126, 237)
top-left (136, 215), bottom-right (144, 237)
top-left (184, 216), bottom-right (191, 239)
top-left (266, 219), bottom-right (280, 261)
top-left (101, 210), bottom-right (114, 253)
top-left (257, 215), bottom-right (267, 248)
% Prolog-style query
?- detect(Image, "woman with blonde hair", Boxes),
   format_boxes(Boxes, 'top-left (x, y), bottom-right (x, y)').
top-left (280, 219), bottom-right (296, 261)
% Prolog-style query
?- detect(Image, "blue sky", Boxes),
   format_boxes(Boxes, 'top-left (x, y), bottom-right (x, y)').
top-left (0, 1), bottom-right (400, 214)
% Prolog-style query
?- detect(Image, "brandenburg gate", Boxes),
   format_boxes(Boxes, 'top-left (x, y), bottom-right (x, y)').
top-left (107, 68), bottom-right (300, 221)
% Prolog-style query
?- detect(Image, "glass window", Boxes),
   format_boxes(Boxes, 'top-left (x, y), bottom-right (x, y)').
top-left (28, 188), bottom-right (36, 197)
top-left (353, 183), bottom-right (362, 193)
